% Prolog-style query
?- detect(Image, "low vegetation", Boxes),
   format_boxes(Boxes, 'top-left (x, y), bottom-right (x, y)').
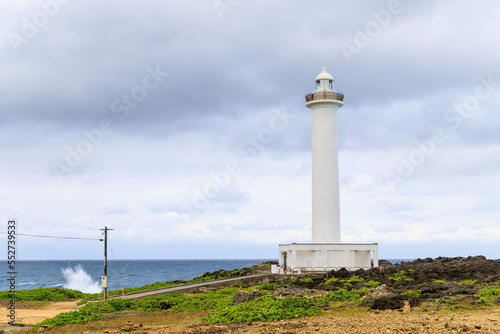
top-left (402, 289), bottom-right (421, 298)
top-left (475, 283), bottom-right (500, 306)
top-left (364, 280), bottom-right (380, 287)
top-left (31, 283), bottom-right (373, 331)
top-left (0, 287), bottom-right (83, 301)
top-left (387, 270), bottom-right (414, 282)
top-left (31, 309), bottom-right (103, 331)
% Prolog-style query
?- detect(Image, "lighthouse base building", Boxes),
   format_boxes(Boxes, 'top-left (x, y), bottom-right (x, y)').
top-left (277, 68), bottom-right (378, 273)
top-left (278, 243), bottom-right (378, 272)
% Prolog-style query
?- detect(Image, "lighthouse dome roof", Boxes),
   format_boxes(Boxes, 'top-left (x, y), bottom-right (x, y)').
top-left (315, 67), bottom-right (334, 81)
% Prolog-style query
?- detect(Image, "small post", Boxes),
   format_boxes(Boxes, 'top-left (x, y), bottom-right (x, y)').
top-left (119, 279), bottom-right (125, 296)
top-left (100, 226), bottom-right (113, 300)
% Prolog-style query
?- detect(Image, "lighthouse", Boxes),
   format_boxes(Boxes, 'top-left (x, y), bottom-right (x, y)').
top-left (307, 67), bottom-right (343, 244)
top-left (277, 67), bottom-right (378, 273)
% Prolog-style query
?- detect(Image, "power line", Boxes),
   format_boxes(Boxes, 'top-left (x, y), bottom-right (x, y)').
top-left (0, 207), bottom-right (96, 231)
top-left (0, 231), bottom-right (102, 241)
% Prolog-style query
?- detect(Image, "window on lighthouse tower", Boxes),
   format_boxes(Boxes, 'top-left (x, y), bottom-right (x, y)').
top-left (329, 80), bottom-right (333, 89)
top-left (316, 80), bottom-right (320, 89)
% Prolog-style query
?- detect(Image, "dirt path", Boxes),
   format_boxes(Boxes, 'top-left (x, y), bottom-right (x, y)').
top-left (0, 301), bottom-right (78, 328)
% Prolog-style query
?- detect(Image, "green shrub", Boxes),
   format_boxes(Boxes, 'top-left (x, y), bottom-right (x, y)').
top-left (458, 280), bottom-right (476, 285)
top-left (433, 279), bottom-right (446, 284)
top-left (477, 296), bottom-right (492, 306)
top-left (402, 290), bottom-right (421, 298)
top-left (31, 309), bottom-right (103, 331)
top-left (0, 287), bottom-right (84, 301)
top-left (440, 298), bottom-right (456, 306)
top-left (344, 276), bottom-right (364, 283)
top-left (206, 296), bottom-right (321, 323)
top-left (475, 284), bottom-right (500, 306)
top-left (299, 278), bottom-right (314, 284)
top-left (364, 280), bottom-right (380, 287)
top-left (259, 283), bottom-right (276, 291)
top-left (81, 298), bottom-right (133, 313)
top-left (387, 270), bottom-right (413, 282)
top-left (323, 277), bottom-right (338, 285)
top-left (231, 281), bottom-right (246, 288)
top-left (322, 288), bottom-right (367, 302)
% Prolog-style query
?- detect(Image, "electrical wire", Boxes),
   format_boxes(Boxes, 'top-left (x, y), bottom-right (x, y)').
top-left (0, 206), bottom-right (96, 231)
top-left (0, 231), bottom-right (102, 241)
top-left (109, 237), bottom-right (115, 259)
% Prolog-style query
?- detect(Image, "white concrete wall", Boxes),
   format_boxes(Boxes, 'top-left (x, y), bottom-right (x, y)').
top-left (279, 243), bottom-right (378, 270)
top-left (353, 250), bottom-right (372, 268)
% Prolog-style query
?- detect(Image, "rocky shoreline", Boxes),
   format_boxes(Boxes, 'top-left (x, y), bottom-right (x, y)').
top-left (269, 256), bottom-right (500, 310)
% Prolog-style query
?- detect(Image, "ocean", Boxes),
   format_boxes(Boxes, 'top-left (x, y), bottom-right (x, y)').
top-left (0, 259), bottom-right (411, 293)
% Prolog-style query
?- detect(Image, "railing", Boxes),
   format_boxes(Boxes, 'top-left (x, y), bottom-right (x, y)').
top-left (278, 266), bottom-right (369, 275)
top-left (305, 91), bottom-right (344, 103)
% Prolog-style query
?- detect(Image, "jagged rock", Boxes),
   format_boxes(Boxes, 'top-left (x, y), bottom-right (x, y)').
top-left (403, 300), bottom-right (411, 313)
top-left (363, 293), bottom-right (419, 310)
top-left (275, 286), bottom-right (323, 298)
top-left (320, 255), bottom-right (500, 300)
top-left (232, 291), bottom-right (263, 305)
top-left (159, 301), bottom-right (172, 310)
top-left (378, 260), bottom-right (394, 270)
top-left (122, 320), bottom-right (137, 332)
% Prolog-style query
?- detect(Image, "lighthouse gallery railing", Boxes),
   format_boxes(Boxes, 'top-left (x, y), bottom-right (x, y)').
top-left (305, 91), bottom-right (344, 103)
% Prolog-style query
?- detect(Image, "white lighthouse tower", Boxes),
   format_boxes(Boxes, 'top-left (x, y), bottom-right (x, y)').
top-left (278, 67), bottom-right (378, 273)
top-left (308, 67), bottom-right (342, 244)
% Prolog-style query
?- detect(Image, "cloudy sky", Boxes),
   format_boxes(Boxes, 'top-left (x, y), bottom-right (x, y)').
top-left (1, 0), bottom-right (499, 260)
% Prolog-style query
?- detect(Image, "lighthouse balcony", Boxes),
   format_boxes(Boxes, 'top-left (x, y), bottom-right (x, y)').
top-left (305, 91), bottom-right (344, 103)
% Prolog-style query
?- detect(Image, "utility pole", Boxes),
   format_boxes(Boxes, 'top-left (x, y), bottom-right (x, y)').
top-left (100, 226), bottom-right (113, 300)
